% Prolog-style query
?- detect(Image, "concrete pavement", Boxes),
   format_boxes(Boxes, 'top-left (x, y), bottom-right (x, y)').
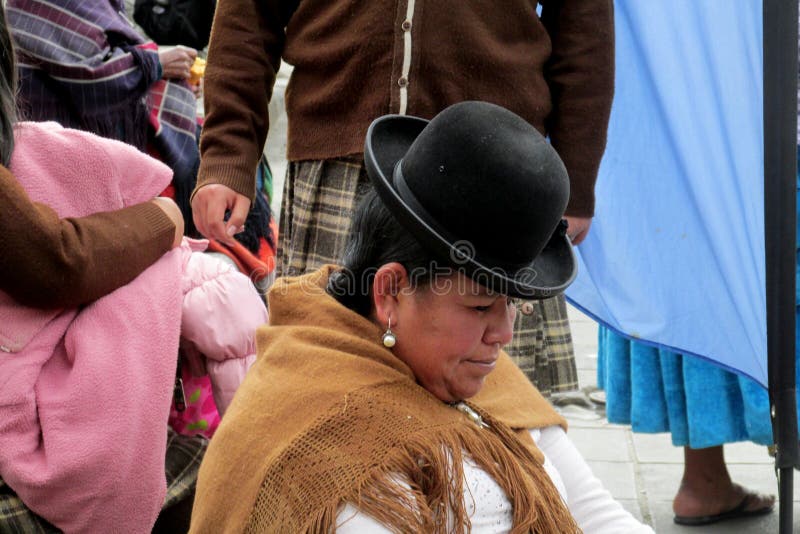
top-left (561, 305), bottom-right (799, 533)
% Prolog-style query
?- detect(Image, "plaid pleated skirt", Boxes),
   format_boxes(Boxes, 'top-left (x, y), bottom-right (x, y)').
top-left (277, 157), bottom-right (578, 395)
top-left (0, 428), bottom-right (207, 533)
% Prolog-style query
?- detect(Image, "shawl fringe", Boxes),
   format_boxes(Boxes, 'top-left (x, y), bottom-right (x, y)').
top-left (342, 421), bottom-right (578, 533)
top-left (264, 406), bottom-right (580, 534)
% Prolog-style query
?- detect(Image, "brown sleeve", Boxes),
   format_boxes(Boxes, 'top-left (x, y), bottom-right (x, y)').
top-left (194, 0), bottom-right (298, 201)
top-left (540, 0), bottom-right (615, 217)
top-left (0, 166), bottom-right (175, 309)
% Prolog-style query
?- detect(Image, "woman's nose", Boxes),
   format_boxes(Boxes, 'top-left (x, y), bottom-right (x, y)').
top-left (483, 301), bottom-right (515, 346)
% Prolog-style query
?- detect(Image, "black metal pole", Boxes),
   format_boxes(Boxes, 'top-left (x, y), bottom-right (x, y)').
top-left (764, 1), bottom-right (799, 533)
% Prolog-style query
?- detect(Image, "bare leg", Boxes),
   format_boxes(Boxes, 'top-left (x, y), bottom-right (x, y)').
top-left (672, 445), bottom-right (775, 518)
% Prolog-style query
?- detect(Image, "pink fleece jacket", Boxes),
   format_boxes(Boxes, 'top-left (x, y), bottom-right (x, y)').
top-left (0, 122), bottom-right (265, 533)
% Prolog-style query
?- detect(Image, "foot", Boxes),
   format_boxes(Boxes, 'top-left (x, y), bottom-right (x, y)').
top-left (673, 482), bottom-right (775, 521)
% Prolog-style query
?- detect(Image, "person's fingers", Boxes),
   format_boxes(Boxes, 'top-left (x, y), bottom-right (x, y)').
top-left (191, 185), bottom-right (252, 243)
top-left (223, 195), bottom-right (252, 244)
top-left (191, 187), bottom-right (214, 239)
top-left (175, 57), bottom-right (192, 79)
top-left (158, 48), bottom-right (197, 79)
top-left (568, 223), bottom-right (591, 245)
top-left (205, 197), bottom-right (231, 242)
top-left (564, 216), bottom-right (592, 245)
top-left (570, 229), bottom-right (588, 246)
top-left (176, 45), bottom-right (198, 60)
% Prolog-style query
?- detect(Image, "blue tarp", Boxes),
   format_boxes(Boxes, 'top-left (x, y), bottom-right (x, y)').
top-left (566, 1), bottom-right (768, 387)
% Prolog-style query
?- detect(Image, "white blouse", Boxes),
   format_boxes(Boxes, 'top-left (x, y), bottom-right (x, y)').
top-left (335, 426), bottom-right (654, 533)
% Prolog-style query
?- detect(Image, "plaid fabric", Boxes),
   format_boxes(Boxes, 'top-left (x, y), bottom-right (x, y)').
top-left (0, 481), bottom-right (59, 534)
top-left (162, 428), bottom-right (208, 510)
top-left (506, 294), bottom-right (578, 396)
top-left (9, 1), bottom-right (200, 199)
top-left (8, 0), bottom-right (161, 150)
top-left (277, 158), bottom-right (578, 394)
top-left (0, 428), bottom-right (206, 533)
top-left (146, 74), bottom-right (202, 193)
top-left (277, 157), bottom-right (368, 277)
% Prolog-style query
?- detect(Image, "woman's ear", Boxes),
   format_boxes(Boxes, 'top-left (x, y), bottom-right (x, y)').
top-left (372, 262), bottom-right (409, 326)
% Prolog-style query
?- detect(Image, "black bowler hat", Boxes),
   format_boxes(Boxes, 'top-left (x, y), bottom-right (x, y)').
top-left (363, 101), bottom-right (577, 299)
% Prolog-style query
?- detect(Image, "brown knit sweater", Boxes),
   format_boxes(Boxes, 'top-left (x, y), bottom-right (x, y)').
top-left (0, 165), bottom-right (175, 308)
top-left (197, 0), bottom-right (614, 217)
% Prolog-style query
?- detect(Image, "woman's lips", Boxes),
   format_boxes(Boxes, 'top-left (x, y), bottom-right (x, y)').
top-left (465, 357), bottom-right (498, 371)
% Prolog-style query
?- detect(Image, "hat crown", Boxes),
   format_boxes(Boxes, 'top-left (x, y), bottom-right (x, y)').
top-left (364, 100), bottom-right (576, 298)
top-left (398, 101), bottom-right (569, 269)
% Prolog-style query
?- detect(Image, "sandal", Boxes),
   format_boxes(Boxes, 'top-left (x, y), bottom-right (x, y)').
top-left (673, 493), bottom-right (775, 526)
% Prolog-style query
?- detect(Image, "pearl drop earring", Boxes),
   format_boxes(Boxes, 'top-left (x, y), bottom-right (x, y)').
top-left (382, 317), bottom-right (397, 348)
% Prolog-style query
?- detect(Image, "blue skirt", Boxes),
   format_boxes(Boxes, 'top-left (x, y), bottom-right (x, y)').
top-left (597, 328), bottom-right (783, 448)
top-left (597, 165), bottom-right (800, 449)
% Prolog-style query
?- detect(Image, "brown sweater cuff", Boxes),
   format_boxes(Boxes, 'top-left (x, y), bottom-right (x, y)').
top-left (564, 181), bottom-right (596, 217)
top-left (134, 201), bottom-right (177, 252)
top-left (193, 158), bottom-right (259, 203)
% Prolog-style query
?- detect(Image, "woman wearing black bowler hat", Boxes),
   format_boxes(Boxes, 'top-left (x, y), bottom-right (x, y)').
top-left (190, 102), bottom-right (652, 533)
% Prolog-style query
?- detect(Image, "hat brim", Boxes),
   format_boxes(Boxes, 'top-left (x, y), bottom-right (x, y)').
top-left (364, 114), bottom-right (577, 299)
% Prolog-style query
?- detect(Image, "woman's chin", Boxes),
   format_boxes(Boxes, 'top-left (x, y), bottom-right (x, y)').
top-left (449, 377), bottom-right (488, 402)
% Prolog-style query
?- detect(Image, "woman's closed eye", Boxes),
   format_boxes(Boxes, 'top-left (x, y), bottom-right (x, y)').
top-left (473, 297), bottom-right (517, 312)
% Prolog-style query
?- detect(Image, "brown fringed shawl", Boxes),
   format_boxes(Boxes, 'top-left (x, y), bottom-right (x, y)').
top-left (190, 266), bottom-right (579, 533)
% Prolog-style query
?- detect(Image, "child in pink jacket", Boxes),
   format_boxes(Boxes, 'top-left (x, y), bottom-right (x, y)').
top-left (0, 121), bottom-right (266, 534)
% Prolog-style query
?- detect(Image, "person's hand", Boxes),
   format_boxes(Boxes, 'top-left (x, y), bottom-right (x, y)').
top-left (564, 215), bottom-right (592, 245)
top-left (191, 184), bottom-right (251, 245)
top-left (158, 46), bottom-right (198, 80)
top-left (150, 196), bottom-right (185, 248)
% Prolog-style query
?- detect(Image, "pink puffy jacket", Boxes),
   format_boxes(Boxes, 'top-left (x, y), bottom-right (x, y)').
top-left (179, 238), bottom-right (266, 420)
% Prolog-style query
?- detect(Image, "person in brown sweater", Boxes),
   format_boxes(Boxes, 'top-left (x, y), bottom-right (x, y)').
top-left (191, 0), bottom-right (614, 394)
top-left (0, 165), bottom-right (184, 309)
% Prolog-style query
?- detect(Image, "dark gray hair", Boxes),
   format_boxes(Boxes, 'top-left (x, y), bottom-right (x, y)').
top-left (327, 187), bottom-right (441, 317)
